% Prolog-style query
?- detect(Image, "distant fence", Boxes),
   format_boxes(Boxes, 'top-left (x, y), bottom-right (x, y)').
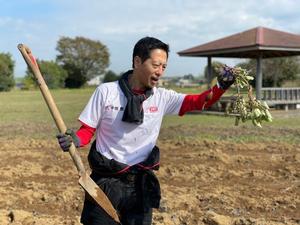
top-left (261, 87), bottom-right (300, 108)
top-left (208, 87), bottom-right (300, 112)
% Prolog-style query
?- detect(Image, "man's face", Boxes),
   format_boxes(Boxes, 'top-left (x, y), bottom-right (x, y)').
top-left (134, 49), bottom-right (168, 89)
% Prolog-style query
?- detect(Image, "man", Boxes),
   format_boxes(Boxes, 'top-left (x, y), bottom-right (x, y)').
top-left (57, 37), bottom-right (235, 225)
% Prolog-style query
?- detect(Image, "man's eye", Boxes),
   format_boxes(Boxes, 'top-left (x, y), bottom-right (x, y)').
top-left (152, 63), bottom-right (167, 70)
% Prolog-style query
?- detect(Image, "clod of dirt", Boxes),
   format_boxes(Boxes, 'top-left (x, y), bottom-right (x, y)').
top-left (7, 211), bottom-right (14, 222)
top-left (203, 211), bottom-right (232, 225)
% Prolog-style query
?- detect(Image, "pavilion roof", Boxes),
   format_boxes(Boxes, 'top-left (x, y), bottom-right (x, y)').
top-left (178, 27), bottom-right (300, 58)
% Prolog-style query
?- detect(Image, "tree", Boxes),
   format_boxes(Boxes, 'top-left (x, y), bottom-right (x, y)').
top-left (0, 53), bottom-right (15, 91)
top-left (103, 70), bottom-right (120, 83)
top-left (24, 59), bottom-right (68, 89)
top-left (237, 57), bottom-right (300, 87)
top-left (204, 61), bottom-right (224, 85)
top-left (56, 36), bottom-right (110, 88)
top-left (183, 73), bottom-right (195, 80)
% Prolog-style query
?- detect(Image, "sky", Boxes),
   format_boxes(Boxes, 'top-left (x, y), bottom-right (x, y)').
top-left (1, 0), bottom-right (300, 78)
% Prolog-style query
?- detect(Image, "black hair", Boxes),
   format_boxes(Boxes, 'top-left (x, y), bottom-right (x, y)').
top-left (132, 37), bottom-right (169, 68)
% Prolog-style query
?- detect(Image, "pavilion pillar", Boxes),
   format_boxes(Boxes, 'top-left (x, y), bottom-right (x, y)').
top-left (256, 55), bottom-right (263, 100)
top-left (207, 56), bottom-right (212, 88)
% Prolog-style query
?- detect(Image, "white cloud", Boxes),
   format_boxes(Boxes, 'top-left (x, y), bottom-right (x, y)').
top-left (1, 0), bottom-right (300, 77)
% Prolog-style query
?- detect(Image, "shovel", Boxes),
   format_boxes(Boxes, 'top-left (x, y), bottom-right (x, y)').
top-left (17, 44), bottom-right (120, 223)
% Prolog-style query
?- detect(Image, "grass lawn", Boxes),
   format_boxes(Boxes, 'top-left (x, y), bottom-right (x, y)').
top-left (1, 87), bottom-right (300, 142)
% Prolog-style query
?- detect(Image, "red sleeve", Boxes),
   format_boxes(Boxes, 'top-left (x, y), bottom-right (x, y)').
top-left (178, 85), bottom-right (225, 116)
top-left (76, 121), bottom-right (96, 147)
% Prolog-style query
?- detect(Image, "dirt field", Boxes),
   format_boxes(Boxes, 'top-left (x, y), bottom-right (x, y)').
top-left (0, 115), bottom-right (299, 225)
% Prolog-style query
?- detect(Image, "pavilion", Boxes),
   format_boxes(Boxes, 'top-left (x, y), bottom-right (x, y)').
top-left (178, 26), bottom-right (300, 99)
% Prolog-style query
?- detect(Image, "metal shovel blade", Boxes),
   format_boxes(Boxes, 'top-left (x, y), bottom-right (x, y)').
top-left (79, 172), bottom-right (120, 223)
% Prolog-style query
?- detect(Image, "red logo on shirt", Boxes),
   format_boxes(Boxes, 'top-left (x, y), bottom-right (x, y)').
top-left (149, 106), bottom-right (158, 113)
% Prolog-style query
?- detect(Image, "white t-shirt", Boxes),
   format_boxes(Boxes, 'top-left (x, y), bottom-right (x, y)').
top-left (79, 81), bottom-right (185, 165)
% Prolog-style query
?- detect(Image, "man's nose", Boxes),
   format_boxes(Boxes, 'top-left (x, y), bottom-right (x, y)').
top-left (156, 66), bottom-right (164, 75)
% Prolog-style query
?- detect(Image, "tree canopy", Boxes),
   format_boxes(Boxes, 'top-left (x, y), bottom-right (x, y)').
top-left (103, 70), bottom-right (120, 83)
top-left (56, 36), bottom-right (110, 88)
top-left (24, 59), bottom-right (67, 89)
top-left (0, 53), bottom-right (15, 91)
top-left (237, 57), bottom-right (300, 87)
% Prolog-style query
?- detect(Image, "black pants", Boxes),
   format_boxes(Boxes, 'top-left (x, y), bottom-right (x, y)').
top-left (81, 173), bottom-right (153, 225)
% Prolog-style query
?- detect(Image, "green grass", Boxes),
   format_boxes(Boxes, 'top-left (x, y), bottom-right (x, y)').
top-left (162, 111), bottom-right (300, 128)
top-left (0, 88), bottom-right (94, 125)
top-left (161, 114), bottom-right (300, 144)
top-left (1, 87), bottom-right (300, 143)
top-left (166, 85), bottom-right (206, 94)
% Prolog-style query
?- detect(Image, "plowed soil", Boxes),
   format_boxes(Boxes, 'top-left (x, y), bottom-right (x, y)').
top-left (0, 115), bottom-right (299, 225)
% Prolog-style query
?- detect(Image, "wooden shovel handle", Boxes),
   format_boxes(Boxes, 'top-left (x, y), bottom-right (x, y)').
top-left (17, 44), bottom-right (86, 175)
top-left (18, 44), bottom-right (120, 223)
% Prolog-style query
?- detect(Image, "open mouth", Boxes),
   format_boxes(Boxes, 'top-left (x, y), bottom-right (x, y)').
top-left (151, 77), bottom-right (159, 82)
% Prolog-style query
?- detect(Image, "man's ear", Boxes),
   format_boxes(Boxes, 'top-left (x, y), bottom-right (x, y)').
top-left (133, 56), bottom-right (142, 68)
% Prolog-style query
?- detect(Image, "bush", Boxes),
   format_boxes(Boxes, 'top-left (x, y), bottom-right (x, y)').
top-left (24, 60), bottom-right (67, 89)
top-left (0, 53), bottom-right (15, 91)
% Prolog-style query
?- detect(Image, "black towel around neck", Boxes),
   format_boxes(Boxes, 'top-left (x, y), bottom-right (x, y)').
top-left (118, 70), bottom-right (153, 124)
